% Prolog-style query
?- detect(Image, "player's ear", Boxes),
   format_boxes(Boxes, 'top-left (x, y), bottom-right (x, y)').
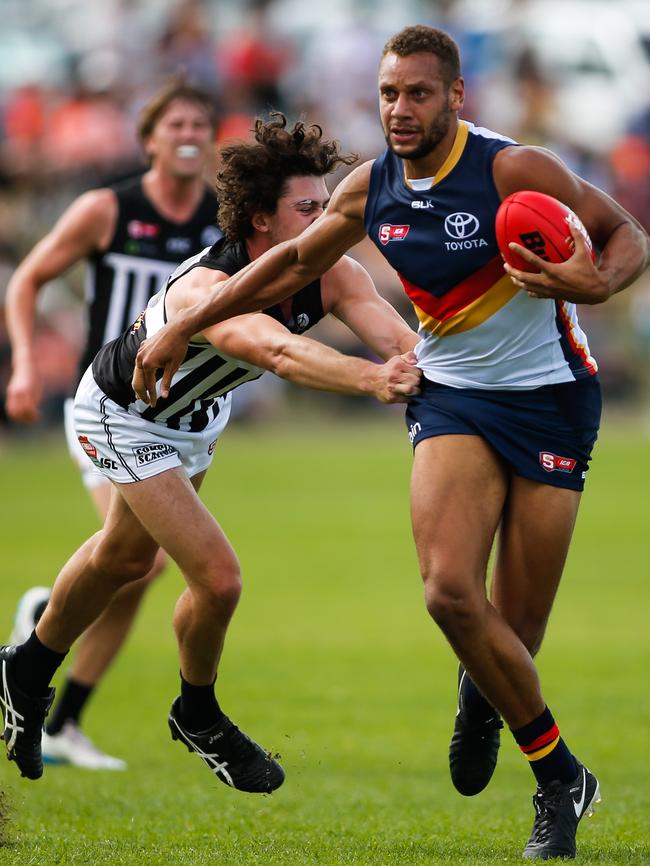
top-left (142, 135), bottom-right (155, 161)
top-left (251, 212), bottom-right (271, 233)
top-left (448, 77), bottom-right (464, 112)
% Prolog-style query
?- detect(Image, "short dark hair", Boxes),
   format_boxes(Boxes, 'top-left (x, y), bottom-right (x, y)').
top-left (137, 75), bottom-right (217, 144)
top-left (215, 112), bottom-right (357, 242)
top-left (382, 25), bottom-right (461, 84)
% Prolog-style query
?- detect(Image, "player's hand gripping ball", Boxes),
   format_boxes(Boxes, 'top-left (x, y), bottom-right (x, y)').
top-left (495, 190), bottom-right (595, 272)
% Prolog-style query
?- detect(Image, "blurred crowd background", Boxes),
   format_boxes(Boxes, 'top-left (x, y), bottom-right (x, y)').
top-left (1, 0), bottom-right (649, 431)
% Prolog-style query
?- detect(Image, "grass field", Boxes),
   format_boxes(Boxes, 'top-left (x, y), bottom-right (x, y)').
top-left (0, 408), bottom-right (649, 865)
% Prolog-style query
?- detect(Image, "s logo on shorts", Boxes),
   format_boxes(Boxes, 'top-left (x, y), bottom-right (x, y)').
top-left (539, 451), bottom-right (577, 473)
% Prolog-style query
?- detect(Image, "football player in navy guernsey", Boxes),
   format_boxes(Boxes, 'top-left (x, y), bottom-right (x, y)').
top-left (131, 26), bottom-right (649, 860)
top-left (4, 76), bottom-right (221, 770)
top-left (0, 114), bottom-right (420, 793)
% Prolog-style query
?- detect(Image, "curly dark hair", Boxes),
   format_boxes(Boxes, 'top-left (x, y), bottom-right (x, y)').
top-left (382, 26), bottom-right (461, 85)
top-left (215, 113), bottom-right (357, 241)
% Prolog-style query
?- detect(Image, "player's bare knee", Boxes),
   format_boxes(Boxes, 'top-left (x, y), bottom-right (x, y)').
top-left (193, 558), bottom-right (242, 616)
top-left (424, 581), bottom-right (484, 635)
top-left (92, 544), bottom-right (157, 588)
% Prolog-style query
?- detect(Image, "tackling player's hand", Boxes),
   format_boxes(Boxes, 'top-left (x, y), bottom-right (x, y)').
top-left (132, 321), bottom-right (190, 407)
top-left (504, 223), bottom-right (610, 304)
top-left (6, 363), bottom-right (42, 423)
top-left (372, 351), bottom-right (421, 403)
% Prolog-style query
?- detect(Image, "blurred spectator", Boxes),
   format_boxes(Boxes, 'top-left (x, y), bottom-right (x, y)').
top-left (0, 0), bottom-right (648, 427)
top-left (217, 0), bottom-right (293, 115)
top-left (157, 0), bottom-right (221, 91)
top-left (609, 107), bottom-right (650, 234)
top-left (41, 84), bottom-right (137, 180)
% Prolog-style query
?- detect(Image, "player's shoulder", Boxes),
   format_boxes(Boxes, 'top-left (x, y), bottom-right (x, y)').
top-left (327, 160), bottom-right (374, 224)
top-left (57, 187), bottom-right (117, 238)
top-left (342, 159), bottom-right (375, 190)
top-left (493, 144), bottom-right (569, 192)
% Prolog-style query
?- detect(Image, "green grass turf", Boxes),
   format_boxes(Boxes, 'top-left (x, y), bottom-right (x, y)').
top-left (0, 407), bottom-right (649, 865)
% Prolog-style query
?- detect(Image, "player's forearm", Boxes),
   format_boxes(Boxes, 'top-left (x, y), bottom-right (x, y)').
top-left (270, 337), bottom-right (379, 397)
top-left (5, 273), bottom-right (40, 364)
top-left (597, 221), bottom-right (650, 298)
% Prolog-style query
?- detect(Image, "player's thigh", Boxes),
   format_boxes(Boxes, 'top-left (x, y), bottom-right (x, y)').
top-left (410, 434), bottom-right (508, 589)
top-left (491, 474), bottom-right (581, 638)
top-left (89, 480), bottom-right (113, 520)
top-left (95, 483), bottom-right (161, 570)
top-left (114, 466), bottom-right (237, 582)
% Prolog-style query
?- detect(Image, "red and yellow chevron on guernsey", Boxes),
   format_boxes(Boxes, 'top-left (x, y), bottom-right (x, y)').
top-left (399, 255), bottom-right (518, 336)
top-left (556, 300), bottom-right (598, 375)
top-left (519, 723), bottom-right (561, 762)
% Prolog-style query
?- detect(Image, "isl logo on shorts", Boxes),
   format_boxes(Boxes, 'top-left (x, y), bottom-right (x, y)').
top-left (539, 451), bottom-right (577, 473)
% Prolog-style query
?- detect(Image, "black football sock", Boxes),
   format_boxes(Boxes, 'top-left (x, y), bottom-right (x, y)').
top-left (46, 678), bottom-right (95, 735)
top-left (512, 705), bottom-right (578, 786)
top-left (179, 673), bottom-right (224, 733)
top-left (458, 665), bottom-right (499, 722)
top-left (10, 630), bottom-right (67, 697)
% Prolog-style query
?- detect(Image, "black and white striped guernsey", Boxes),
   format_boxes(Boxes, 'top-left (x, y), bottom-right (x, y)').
top-left (77, 175), bottom-right (220, 386)
top-left (92, 237), bottom-right (325, 432)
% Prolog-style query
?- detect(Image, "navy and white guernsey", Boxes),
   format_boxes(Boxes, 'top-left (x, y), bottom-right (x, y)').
top-left (78, 175), bottom-right (221, 385)
top-left (92, 237), bottom-right (325, 432)
top-left (364, 120), bottom-right (597, 389)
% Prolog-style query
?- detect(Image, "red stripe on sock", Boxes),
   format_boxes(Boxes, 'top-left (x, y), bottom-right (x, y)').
top-left (520, 724), bottom-right (560, 754)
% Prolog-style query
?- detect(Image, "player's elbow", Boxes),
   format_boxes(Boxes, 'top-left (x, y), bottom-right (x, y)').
top-left (265, 338), bottom-right (295, 380)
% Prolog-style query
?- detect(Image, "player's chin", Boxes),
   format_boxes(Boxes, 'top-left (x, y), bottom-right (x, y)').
top-left (172, 163), bottom-right (202, 179)
top-left (389, 140), bottom-right (422, 158)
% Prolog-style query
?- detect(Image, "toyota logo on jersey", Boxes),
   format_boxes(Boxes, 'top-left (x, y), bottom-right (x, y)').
top-left (444, 212), bottom-right (480, 239)
top-left (379, 224), bottom-right (410, 245)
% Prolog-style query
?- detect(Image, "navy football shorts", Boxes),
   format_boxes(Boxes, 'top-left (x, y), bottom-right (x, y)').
top-left (405, 375), bottom-right (602, 491)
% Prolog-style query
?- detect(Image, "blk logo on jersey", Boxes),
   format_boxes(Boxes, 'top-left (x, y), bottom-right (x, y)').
top-left (539, 451), bottom-right (577, 473)
top-left (379, 224), bottom-right (410, 245)
top-left (166, 237), bottom-right (192, 255)
top-left (127, 220), bottom-right (160, 239)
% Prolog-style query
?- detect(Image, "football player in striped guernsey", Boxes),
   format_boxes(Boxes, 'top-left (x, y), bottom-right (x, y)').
top-left (131, 26), bottom-right (649, 860)
top-left (1, 114), bottom-right (420, 793)
top-left (4, 76), bottom-right (221, 770)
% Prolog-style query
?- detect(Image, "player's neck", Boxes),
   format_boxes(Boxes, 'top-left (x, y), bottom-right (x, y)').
top-left (142, 169), bottom-right (205, 223)
top-left (245, 233), bottom-right (275, 261)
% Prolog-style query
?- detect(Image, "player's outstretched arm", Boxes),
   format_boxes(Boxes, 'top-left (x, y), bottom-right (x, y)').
top-left (5, 190), bottom-right (116, 422)
top-left (494, 146), bottom-right (650, 303)
top-left (133, 162), bottom-right (373, 405)
top-left (204, 313), bottom-right (421, 404)
top-left (322, 256), bottom-right (419, 360)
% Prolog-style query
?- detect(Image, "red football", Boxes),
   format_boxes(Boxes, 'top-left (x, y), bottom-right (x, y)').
top-left (495, 190), bottom-right (595, 272)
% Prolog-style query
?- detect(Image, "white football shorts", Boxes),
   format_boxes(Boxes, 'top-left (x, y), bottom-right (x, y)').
top-left (64, 397), bottom-right (106, 490)
top-left (72, 366), bottom-right (232, 485)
